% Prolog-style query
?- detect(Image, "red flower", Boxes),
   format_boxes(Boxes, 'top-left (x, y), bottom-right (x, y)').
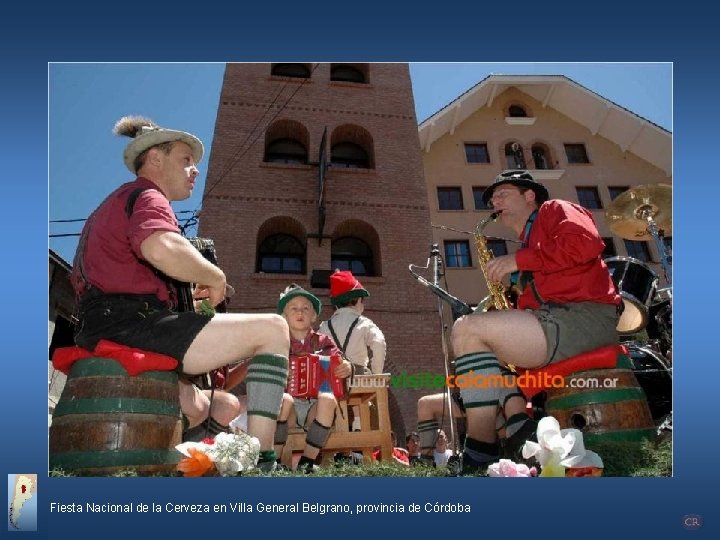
top-left (177, 448), bottom-right (215, 477)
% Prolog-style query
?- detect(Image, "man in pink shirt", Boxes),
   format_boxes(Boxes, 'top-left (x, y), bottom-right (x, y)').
top-left (71, 116), bottom-right (289, 471)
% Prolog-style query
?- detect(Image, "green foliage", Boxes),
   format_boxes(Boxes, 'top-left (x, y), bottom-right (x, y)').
top-left (587, 435), bottom-right (672, 477)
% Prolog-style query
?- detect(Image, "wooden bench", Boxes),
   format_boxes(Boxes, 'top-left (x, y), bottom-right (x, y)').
top-left (282, 374), bottom-right (392, 466)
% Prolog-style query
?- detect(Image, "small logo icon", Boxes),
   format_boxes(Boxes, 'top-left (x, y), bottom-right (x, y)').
top-left (682, 514), bottom-right (703, 530)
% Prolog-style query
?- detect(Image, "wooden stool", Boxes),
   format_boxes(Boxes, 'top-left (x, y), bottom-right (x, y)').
top-left (282, 374), bottom-right (393, 466)
top-left (518, 345), bottom-right (655, 443)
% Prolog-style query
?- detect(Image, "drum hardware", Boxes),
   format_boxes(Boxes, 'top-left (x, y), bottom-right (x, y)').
top-left (625, 343), bottom-right (672, 422)
top-left (604, 256), bottom-right (658, 334)
top-left (647, 286), bottom-right (672, 358)
top-left (605, 183), bottom-right (672, 284)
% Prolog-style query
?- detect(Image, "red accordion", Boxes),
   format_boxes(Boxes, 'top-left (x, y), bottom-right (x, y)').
top-left (287, 354), bottom-right (346, 399)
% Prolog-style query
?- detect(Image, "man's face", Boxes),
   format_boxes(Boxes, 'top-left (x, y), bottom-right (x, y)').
top-left (160, 141), bottom-right (199, 201)
top-left (283, 296), bottom-right (317, 334)
top-left (489, 184), bottom-right (534, 222)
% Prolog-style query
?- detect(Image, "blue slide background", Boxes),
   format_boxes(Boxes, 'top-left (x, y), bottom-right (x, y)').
top-left (2, 2), bottom-right (716, 538)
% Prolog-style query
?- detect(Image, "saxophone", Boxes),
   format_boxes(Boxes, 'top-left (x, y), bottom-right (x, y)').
top-left (475, 212), bottom-right (512, 311)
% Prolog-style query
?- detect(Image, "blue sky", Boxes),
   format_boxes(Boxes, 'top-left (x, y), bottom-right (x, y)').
top-left (49, 62), bottom-right (671, 264)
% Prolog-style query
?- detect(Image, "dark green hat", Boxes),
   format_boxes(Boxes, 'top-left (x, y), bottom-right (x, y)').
top-left (482, 170), bottom-right (550, 207)
top-left (277, 284), bottom-right (322, 315)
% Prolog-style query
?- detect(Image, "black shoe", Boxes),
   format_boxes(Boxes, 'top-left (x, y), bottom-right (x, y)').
top-left (501, 419), bottom-right (538, 462)
top-left (297, 456), bottom-right (318, 474)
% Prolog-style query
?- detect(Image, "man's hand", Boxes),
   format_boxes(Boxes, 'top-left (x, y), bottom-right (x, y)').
top-left (192, 281), bottom-right (226, 308)
top-left (486, 254), bottom-right (518, 283)
top-left (334, 358), bottom-right (353, 379)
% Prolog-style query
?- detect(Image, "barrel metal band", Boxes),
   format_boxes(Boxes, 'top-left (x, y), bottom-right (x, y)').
top-left (53, 398), bottom-right (180, 417)
top-left (545, 387), bottom-right (647, 409)
top-left (49, 449), bottom-right (182, 469)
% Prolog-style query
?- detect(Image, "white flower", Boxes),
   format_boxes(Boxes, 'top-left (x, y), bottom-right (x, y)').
top-left (521, 416), bottom-right (603, 477)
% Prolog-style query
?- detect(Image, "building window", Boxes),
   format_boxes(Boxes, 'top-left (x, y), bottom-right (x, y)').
top-left (437, 187), bottom-right (464, 210)
top-left (271, 63), bottom-right (311, 78)
top-left (330, 64), bottom-right (368, 83)
top-left (331, 237), bottom-right (374, 276)
top-left (531, 144), bottom-right (553, 170)
top-left (505, 142), bottom-right (526, 169)
top-left (264, 138), bottom-right (308, 164)
top-left (576, 187), bottom-right (603, 209)
top-left (465, 143), bottom-right (490, 164)
top-left (330, 124), bottom-right (374, 169)
top-left (444, 240), bottom-right (471, 268)
top-left (331, 142), bottom-right (369, 168)
top-left (473, 186), bottom-right (490, 210)
top-left (257, 234), bottom-right (305, 274)
top-left (508, 105), bottom-right (528, 117)
top-left (624, 240), bottom-right (652, 263)
top-left (608, 186), bottom-right (629, 200)
top-left (564, 143), bottom-right (590, 164)
top-left (602, 237), bottom-right (617, 258)
top-left (487, 239), bottom-right (508, 257)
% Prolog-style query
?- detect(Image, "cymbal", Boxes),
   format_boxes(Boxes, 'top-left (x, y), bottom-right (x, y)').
top-left (605, 184), bottom-right (672, 241)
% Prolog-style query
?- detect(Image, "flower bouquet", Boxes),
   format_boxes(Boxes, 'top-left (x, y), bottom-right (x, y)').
top-left (175, 432), bottom-right (261, 477)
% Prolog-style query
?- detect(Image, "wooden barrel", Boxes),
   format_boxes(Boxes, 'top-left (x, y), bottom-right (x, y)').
top-left (544, 352), bottom-right (655, 443)
top-left (49, 358), bottom-right (183, 475)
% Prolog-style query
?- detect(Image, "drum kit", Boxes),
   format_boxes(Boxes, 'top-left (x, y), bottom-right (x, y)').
top-left (604, 184), bottom-right (673, 431)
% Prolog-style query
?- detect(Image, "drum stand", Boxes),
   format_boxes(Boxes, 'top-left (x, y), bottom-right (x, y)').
top-left (639, 207), bottom-right (672, 286)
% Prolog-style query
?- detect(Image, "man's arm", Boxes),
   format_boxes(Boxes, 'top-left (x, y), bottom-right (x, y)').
top-left (140, 231), bottom-right (227, 306)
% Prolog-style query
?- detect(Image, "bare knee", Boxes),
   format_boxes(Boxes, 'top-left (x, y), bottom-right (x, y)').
top-left (260, 315), bottom-right (290, 355)
top-left (180, 386), bottom-right (210, 428)
top-left (210, 392), bottom-right (243, 425)
top-left (317, 393), bottom-right (337, 411)
top-left (451, 316), bottom-right (487, 356)
top-left (418, 394), bottom-right (440, 419)
top-left (315, 393), bottom-right (338, 424)
top-left (279, 393), bottom-right (294, 422)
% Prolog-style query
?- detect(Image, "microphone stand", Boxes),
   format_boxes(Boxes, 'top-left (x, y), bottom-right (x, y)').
top-left (430, 244), bottom-right (461, 458)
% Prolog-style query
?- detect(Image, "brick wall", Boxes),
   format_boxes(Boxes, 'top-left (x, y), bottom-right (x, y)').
top-left (199, 63), bottom-right (446, 439)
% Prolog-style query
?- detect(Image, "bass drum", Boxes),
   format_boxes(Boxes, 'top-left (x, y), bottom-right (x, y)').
top-left (626, 343), bottom-right (672, 421)
top-left (605, 256), bottom-right (658, 334)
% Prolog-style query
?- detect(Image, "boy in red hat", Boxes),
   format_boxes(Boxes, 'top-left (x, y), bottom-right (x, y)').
top-left (320, 270), bottom-right (386, 375)
top-left (320, 270), bottom-right (386, 431)
top-left (277, 284), bottom-right (352, 472)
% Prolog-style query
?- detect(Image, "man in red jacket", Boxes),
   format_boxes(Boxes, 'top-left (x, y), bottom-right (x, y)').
top-left (450, 170), bottom-right (621, 473)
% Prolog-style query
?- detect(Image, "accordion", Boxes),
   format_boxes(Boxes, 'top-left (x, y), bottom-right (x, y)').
top-left (287, 354), bottom-right (346, 399)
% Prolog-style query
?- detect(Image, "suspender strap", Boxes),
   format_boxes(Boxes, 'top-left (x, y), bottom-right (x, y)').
top-left (327, 317), bottom-right (361, 356)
